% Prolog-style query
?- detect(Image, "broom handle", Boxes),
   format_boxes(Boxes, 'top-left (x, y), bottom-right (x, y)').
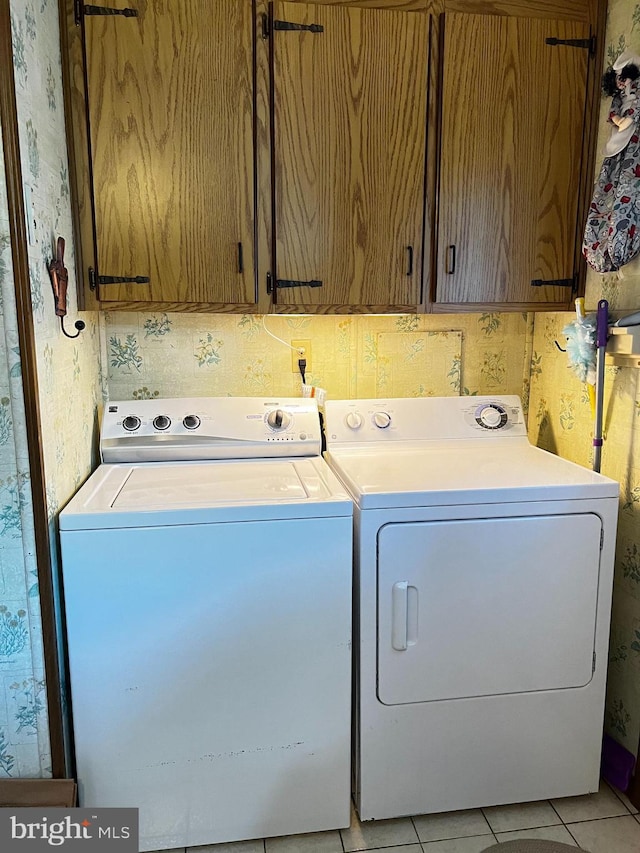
top-left (593, 299), bottom-right (608, 473)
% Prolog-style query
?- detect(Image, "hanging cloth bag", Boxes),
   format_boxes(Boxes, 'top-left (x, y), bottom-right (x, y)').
top-left (583, 52), bottom-right (640, 273)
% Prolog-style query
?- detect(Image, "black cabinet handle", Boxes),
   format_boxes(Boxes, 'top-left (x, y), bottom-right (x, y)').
top-left (446, 244), bottom-right (456, 275)
top-left (406, 245), bottom-right (414, 276)
top-left (237, 242), bottom-right (244, 274)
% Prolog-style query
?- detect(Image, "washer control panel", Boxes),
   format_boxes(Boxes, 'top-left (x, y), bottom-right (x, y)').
top-left (326, 396), bottom-right (526, 444)
top-left (100, 397), bottom-right (322, 462)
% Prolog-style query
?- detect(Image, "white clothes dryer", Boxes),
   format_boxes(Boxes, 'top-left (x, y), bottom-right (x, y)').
top-left (324, 395), bottom-right (619, 821)
top-left (59, 398), bottom-right (352, 852)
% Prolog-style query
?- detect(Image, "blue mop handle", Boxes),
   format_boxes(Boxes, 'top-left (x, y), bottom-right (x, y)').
top-left (593, 299), bottom-right (609, 473)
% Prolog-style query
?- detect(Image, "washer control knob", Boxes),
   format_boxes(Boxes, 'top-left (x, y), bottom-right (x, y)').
top-left (183, 415), bottom-right (201, 430)
top-left (345, 412), bottom-right (363, 430)
top-left (153, 415), bottom-right (171, 431)
top-left (122, 415), bottom-right (141, 432)
top-left (373, 411), bottom-right (392, 429)
top-left (475, 404), bottom-right (508, 430)
top-left (267, 409), bottom-right (292, 430)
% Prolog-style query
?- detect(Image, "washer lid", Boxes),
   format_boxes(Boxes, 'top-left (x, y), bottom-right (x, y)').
top-left (59, 457), bottom-right (352, 529)
top-left (326, 442), bottom-right (619, 509)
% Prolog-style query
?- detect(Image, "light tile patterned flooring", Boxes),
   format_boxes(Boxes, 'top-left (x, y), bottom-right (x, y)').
top-left (150, 780), bottom-right (640, 853)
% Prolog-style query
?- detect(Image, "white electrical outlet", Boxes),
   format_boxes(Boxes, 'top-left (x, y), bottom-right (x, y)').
top-left (291, 339), bottom-right (312, 373)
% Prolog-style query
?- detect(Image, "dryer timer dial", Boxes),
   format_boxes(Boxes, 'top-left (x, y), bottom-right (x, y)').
top-left (475, 403), bottom-right (508, 430)
top-left (373, 411), bottom-right (392, 429)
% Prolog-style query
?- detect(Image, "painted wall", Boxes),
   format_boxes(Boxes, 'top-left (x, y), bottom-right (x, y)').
top-left (0, 0), bottom-right (102, 778)
top-left (528, 0), bottom-right (640, 759)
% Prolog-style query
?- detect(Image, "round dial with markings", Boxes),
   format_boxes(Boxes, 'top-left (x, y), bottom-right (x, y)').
top-left (153, 415), bottom-right (171, 431)
top-left (373, 411), bottom-right (392, 429)
top-left (122, 415), bottom-right (141, 432)
top-left (183, 415), bottom-right (201, 430)
top-left (267, 409), bottom-right (292, 431)
top-left (475, 403), bottom-right (508, 430)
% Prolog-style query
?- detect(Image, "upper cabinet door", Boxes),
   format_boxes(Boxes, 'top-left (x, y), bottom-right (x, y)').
top-left (270, 1), bottom-right (428, 308)
top-left (85, 0), bottom-right (255, 305)
top-left (435, 12), bottom-right (589, 308)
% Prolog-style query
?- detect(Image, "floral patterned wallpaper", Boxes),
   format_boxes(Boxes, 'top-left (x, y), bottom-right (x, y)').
top-left (529, 0), bottom-right (640, 762)
top-left (0, 119), bottom-right (50, 778)
top-left (104, 311), bottom-right (532, 403)
top-left (0, 0), bottom-right (102, 778)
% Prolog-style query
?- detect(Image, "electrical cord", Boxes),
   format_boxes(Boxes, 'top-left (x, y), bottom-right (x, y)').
top-left (262, 315), bottom-right (305, 356)
top-left (298, 358), bottom-right (307, 384)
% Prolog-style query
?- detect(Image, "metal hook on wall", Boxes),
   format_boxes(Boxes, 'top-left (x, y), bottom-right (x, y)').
top-left (48, 236), bottom-right (85, 339)
top-left (60, 316), bottom-right (86, 339)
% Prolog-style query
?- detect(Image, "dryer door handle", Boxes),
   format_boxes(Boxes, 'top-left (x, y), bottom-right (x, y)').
top-left (392, 582), bottom-right (409, 650)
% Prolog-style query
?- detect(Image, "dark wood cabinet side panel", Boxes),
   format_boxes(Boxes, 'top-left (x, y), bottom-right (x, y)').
top-left (59, 0), bottom-right (98, 310)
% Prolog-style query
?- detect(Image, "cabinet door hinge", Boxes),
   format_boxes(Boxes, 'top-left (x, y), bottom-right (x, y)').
top-left (99, 274), bottom-right (150, 284)
top-left (546, 36), bottom-right (595, 56)
top-left (531, 276), bottom-right (577, 292)
top-left (266, 271), bottom-right (273, 294)
top-left (276, 278), bottom-right (323, 289)
top-left (89, 267), bottom-right (150, 288)
top-left (82, 4), bottom-right (138, 17)
top-left (273, 20), bottom-right (324, 34)
top-left (263, 15), bottom-right (323, 38)
top-left (77, 3), bottom-right (138, 26)
top-left (73, 0), bottom-right (138, 27)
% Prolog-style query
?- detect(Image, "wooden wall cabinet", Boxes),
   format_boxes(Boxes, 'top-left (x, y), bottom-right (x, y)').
top-left (433, 10), bottom-right (593, 311)
top-left (268, 1), bottom-right (427, 310)
top-left (75, 0), bottom-right (256, 309)
top-left (63, 0), bottom-right (428, 313)
top-left (61, 0), bottom-right (605, 314)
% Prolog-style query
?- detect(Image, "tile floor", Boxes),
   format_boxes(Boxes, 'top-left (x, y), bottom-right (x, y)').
top-left (150, 780), bottom-right (640, 853)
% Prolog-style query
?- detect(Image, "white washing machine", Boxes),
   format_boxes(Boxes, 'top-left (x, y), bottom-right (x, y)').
top-left (59, 397), bottom-right (352, 852)
top-left (324, 395), bottom-right (619, 821)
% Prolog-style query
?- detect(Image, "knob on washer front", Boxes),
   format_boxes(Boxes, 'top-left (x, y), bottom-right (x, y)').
top-left (153, 415), bottom-right (171, 431)
top-left (183, 415), bottom-right (201, 430)
top-left (267, 409), bottom-right (292, 430)
top-left (122, 415), bottom-right (141, 432)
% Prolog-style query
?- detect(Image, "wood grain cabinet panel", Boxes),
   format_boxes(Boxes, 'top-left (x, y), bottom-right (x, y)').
top-left (270, 0), bottom-right (428, 307)
top-left (85, 0), bottom-right (256, 305)
top-left (435, 12), bottom-right (589, 307)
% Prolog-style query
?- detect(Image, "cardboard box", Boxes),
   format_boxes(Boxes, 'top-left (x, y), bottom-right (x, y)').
top-left (0, 779), bottom-right (77, 807)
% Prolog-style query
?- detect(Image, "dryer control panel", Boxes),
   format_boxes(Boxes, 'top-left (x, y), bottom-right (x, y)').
top-left (325, 396), bottom-right (527, 444)
top-left (100, 397), bottom-right (322, 463)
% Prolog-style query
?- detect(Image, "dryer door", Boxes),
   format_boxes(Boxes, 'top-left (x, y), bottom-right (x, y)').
top-left (377, 513), bottom-right (602, 705)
